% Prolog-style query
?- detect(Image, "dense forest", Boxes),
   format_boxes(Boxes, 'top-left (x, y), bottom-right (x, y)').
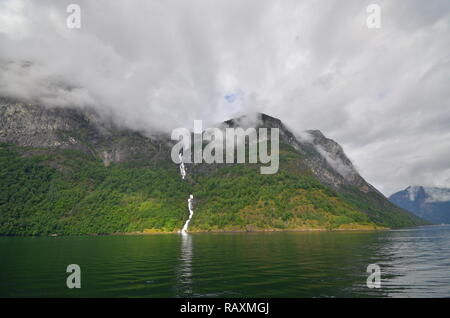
top-left (0, 144), bottom-right (189, 235)
top-left (0, 142), bottom-right (423, 236)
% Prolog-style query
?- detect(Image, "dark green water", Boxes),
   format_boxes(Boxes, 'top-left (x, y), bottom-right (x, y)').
top-left (1, 225), bottom-right (450, 297)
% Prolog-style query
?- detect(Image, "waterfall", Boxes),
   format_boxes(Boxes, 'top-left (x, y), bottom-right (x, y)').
top-left (181, 195), bottom-right (194, 234)
top-left (179, 153), bottom-right (186, 179)
top-left (178, 152), bottom-right (194, 233)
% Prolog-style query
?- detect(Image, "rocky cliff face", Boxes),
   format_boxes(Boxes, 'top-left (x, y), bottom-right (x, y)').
top-left (389, 186), bottom-right (450, 224)
top-left (1, 99), bottom-right (366, 189)
top-left (0, 98), bottom-right (173, 166)
top-left (0, 99), bottom-right (388, 194)
top-left (300, 129), bottom-right (373, 192)
top-left (223, 113), bottom-right (374, 193)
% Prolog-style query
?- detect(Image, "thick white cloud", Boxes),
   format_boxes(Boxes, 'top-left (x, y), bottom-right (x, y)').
top-left (0, 0), bottom-right (449, 195)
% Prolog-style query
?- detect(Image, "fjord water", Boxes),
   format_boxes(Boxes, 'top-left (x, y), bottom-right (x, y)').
top-left (1, 225), bottom-right (450, 298)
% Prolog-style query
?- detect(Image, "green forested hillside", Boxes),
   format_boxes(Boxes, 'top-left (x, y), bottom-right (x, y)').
top-left (0, 144), bottom-right (190, 235)
top-left (190, 165), bottom-right (374, 231)
top-left (0, 142), bottom-right (425, 236)
top-left (189, 142), bottom-right (424, 231)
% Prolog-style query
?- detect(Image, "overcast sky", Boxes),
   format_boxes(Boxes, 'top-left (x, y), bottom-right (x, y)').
top-left (0, 0), bottom-right (449, 195)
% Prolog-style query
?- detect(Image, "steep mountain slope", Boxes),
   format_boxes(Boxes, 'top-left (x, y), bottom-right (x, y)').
top-left (389, 186), bottom-right (450, 224)
top-left (0, 98), bottom-right (425, 235)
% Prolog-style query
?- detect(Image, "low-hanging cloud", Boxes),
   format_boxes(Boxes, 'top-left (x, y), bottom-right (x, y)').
top-left (0, 0), bottom-right (449, 195)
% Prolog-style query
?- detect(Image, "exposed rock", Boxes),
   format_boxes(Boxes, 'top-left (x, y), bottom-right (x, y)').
top-left (0, 97), bottom-right (173, 164)
top-left (0, 99), bottom-right (384, 196)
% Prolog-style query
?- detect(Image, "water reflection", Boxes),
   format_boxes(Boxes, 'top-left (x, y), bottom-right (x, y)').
top-left (175, 233), bottom-right (193, 296)
top-left (1, 226), bottom-right (450, 297)
top-left (378, 226), bottom-right (450, 297)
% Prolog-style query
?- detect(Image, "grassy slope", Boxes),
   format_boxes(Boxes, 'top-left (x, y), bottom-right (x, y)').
top-left (0, 142), bottom-right (425, 236)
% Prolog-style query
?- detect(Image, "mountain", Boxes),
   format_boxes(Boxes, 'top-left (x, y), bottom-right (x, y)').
top-left (0, 98), bottom-right (426, 235)
top-left (389, 186), bottom-right (450, 224)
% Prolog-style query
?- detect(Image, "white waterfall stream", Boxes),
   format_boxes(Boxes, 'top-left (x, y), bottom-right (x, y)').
top-left (178, 153), bottom-right (193, 233)
top-left (179, 153), bottom-right (186, 179)
top-left (181, 195), bottom-right (194, 234)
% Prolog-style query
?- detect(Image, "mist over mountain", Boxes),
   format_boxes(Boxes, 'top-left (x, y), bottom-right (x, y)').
top-left (1, 0), bottom-right (450, 196)
top-left (389, 186), bottom-right (450, 224)
top-left (0, 98), bottom-right (390, 193)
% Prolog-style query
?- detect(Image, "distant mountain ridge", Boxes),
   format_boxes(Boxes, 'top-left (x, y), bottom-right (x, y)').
top-left (389, 186), bottom-right (450, 224)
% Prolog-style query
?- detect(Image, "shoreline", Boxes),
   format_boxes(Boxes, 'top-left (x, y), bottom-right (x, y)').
top-left (16, 226), bottom-right (450, 238)
top-left (118, 226), bottom-right (390, 236)
top-left (29, 226), bottom-right (392, 237)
